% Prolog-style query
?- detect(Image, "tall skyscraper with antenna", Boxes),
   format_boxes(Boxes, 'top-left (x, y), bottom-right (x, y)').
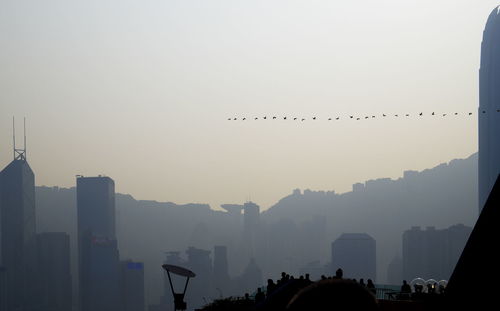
top-left (0, 117), bottom-right (38, 311)
top-left (479, 6), bottom-right (500, 212)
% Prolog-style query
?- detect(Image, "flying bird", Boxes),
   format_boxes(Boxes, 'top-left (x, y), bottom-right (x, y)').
top-left (469, 112), bottom-right (473, 115)
top-left (243, 118), bottom-right (246, 120)
top-left (254, 117), bottom-right (258, 120)
top-left (419, 112), bottom-right (423, 116)
top-left (350, 116), bottom-right (354, 119)
top-left (395, 114), bottom-right (399, 117)
top-left (234, 118), bottom-right (237, 120)
top-left (405, 114), bottom-right (410, 117)
top-left (455, 113), bottom-right (458, 115)
top-left (328, 118), bottom-right (332, 120)
top-left (284, 117), bottom-right (287, 120)
top-left (483, 110), bottom-right (486, 113)
top-left (382, 114), bottom-right (386, 117)
top-left (443, 114), bottom-right (447, 116)
top-left (313, 117), bottom-right (316, 120)
top-left (301, 118), bottom-right (305, 121)
top-left (273, 116), bottom-right (277, 119)
top-left (263, 116), bottom-right (267, 120)
top-left (432, 112), bottom-right (435, 116)
top-left (365, 116), bottom-right (369, 119)
top-left (294, 117), bottom-right (298, 120)
top-left (356, 118), bottom-right (360, 120)
top-left (336, 117), bottom-right (340, 120)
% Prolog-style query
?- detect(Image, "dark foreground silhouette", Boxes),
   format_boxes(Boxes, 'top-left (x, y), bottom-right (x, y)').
top-left (286, 279), bottom-right (378, 310)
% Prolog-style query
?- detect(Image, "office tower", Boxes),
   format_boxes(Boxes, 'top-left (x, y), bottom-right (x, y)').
top-left (479, 6), bottom-right (500, 211)
top-left (243, 202), bottom-right (260, 235)
top-left (120, 261), bottom-right (145, 311)
top-left (402, 225), bottom-right (472, 281)
top-left (185, 247), bottom-right (212, 309)
top-left (77, 176), bottom-right (120, 311)
top-left (37, 232), bottom-right (72, 311)
top-left (0, 141), bottom-right (37, 311)
top-left (213, 246), bottom-right (230, 296)
top-left (331, 233), bottom-right (376, 281)
top-left (387, 256), bottom-right (403, 286)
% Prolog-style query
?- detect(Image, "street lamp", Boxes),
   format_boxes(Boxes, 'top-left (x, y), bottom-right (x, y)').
top-left (161, 264), bottom-right (196, 311)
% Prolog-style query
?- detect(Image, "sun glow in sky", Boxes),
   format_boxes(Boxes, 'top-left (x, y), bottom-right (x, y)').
top-left (1, 0), bottom-right (498, 209)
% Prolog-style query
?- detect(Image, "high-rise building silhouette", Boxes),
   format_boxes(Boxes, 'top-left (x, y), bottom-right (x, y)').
top-left (77, 176), bottom-right (120, 311)
top-left (331, 233), bottom-right (376, 281)
top-left (37, 232), bottom-right (72, 311)
top-left (119, 260), bottom-right (145, 311)
top-left (479, 6), bottom-right (500, 211)
top-left (402, 224), bottom-right (471, 281)
top-left (185, 247), bottom-right (212, 309)
top-left (213, 245), bottom-right (230, 296)
top-left (0, 135), bottom-right (38, 311)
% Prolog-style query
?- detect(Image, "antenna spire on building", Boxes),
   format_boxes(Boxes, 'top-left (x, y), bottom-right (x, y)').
top-left (12, 116), bottom-right (27, 161)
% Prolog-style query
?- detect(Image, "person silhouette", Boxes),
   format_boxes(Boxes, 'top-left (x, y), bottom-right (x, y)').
top-left (334, 268), bottom-right (343, 279)
top-left (255, 287), bottom-right (265, 304)
top-left (359, 278), bottom-right (366, 287)
top-left (400, 280), bottom-right (411, 300)
top-left (366, 279), bottom-right (376, 296)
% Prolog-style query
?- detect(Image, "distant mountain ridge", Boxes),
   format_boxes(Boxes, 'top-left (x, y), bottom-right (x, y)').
top-left (35, 152), bottom-right (478, 305)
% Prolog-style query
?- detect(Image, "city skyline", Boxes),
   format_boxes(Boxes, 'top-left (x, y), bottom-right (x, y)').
top-left (1, 1), bottom-right (497, 210)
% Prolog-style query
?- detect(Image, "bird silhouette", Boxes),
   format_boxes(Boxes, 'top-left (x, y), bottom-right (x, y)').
top-left (313, 117), bottom-right (316, 120)
top-left (455, 113), bottom-right (458, 115)
top-left (336, 117), bottom-right (340, 120)
top-left (469, 112), bottom-right (473, 115)
top-left (356, 118), bottom-right (360, 120)
top-left (254, 117), bottom-right (258, 120)
top-left (365, 116), bottom-right (369, 119)
top-left (432, 112), bottom-right (435, 116)
top-left (273, 116), bottom-right (277, 119)
top-left (328, 118), bottom-right (332, 120)
top-left (419, 112), bottom-right (423, 116)
top-left (497, 109), bottom-right (500, 112)
top-left (483, 110), bottom-right (486, 113)
top-left (372, 116), bottom-right (375, 118)
top-left (294, 117), bottom-right (298, 120)
top-left (350, 116), bottom-right (354, 119)
top-left (243, 118), bottom-right (246, 120)
top-left (405, 114), bottom-right (410, 117)
top-left (228, 118), bottom-right (231, 120)
top-left (234, 118), bottom-right (237, 120)
top-left (395, 114), bottom-right (399, 117)
top-left (284, 117), bottom-right (287, 120)
top-left (443, 114), bottom-right (447, 116)
top-left (301, 118), bottom-right (305, 121)
top-left (383, 114), bottom-right (386, 117)
top-left (263, 116), bottom-right (267, 120)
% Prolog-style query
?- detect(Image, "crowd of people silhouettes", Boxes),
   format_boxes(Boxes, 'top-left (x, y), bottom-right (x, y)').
top-left (200, 268), bottom-right (447, 311)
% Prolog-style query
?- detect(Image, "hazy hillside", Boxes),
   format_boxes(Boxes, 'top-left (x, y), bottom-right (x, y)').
top-left (35, 153), bottom-right (478, 305)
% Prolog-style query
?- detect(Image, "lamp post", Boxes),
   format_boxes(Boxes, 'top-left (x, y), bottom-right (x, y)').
top-left (161, 264), bottom-right (196, 311)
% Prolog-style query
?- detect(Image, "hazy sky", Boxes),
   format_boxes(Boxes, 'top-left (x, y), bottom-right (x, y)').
top-left (1, 0), bottom-right (498, 210)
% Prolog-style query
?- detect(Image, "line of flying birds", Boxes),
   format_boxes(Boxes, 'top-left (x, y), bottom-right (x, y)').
top-left (227, 109), bottom-right (500, 121)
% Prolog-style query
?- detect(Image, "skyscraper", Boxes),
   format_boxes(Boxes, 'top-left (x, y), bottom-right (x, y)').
top-left (479, 6), bottom-right (500, 211)
top-left (77, 176), bottom-right (119, 311)
top-left (37, 232), bottom-right (72, 311)
top-left (0, 145), bottom-right (37, 311)
top-left (119, 260), bottom-right (145, 311)
top-left (402, 224), bottom-right (472, 281)
top-left (331, 233), bottom-right (376, 282)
